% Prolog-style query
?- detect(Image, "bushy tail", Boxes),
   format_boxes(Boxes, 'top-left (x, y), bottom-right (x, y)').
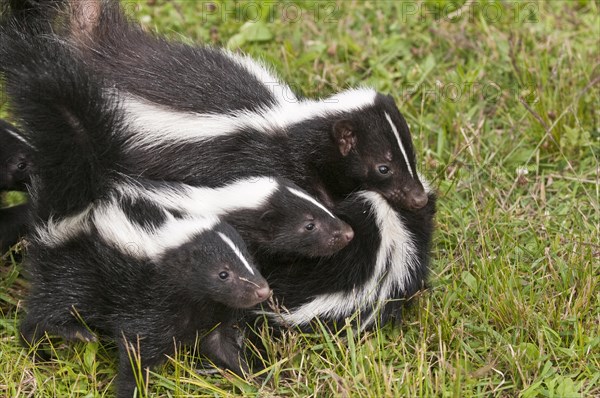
top-left (0, 17), bottom-right (128, 219)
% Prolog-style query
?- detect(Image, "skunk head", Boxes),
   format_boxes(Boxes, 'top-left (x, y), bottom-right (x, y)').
top-left (163, 221), bottom-right (270, 309)
top-left (251, 181), bottom-right (354, 257)
top-left (329, 93), bottom-right (428, 210)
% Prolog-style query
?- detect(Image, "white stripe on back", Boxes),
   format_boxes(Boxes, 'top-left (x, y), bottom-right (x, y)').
top-left (93, 201), bottom-right (219, 260)
top-left (223, 50), bottom-right (297, 105)
top-left (115, 176), bottom-right (278, 217)
top-left (217, 232), bottom-right (254, 275)
top-left (117, 88), bottom-right (377, 148)
top-left (286, 187), bottom-right (336, 219)
top-left (35, 205), bottom-right (93, 245)
top-left (384, 112), bottom-right (414, 178)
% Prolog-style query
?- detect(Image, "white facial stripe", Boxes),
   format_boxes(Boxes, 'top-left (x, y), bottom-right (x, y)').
top-left (217, 232), bottom-right (254, 276)
top-left (384, 112), bottom-right (414, 178)
top-left (286, 187), bottom-right (336, 219)
top-left (4, 128), bottom-right (34, 148)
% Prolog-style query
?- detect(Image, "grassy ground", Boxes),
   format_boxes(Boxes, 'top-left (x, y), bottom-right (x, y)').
top-left (1, 0), bottom-right (598, 396)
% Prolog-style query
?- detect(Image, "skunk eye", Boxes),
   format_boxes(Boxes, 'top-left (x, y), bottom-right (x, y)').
top-left (17, 162), bottom-right (27, 170)
top-left (218, 271), bottom-right (229, 280)
top-left (305, 223), bottom-right (315, 231)
top-left (378, 165), bottom-right (390, 175)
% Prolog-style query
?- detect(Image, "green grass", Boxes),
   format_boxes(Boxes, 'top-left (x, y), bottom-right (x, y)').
top-left (1, 0), bottom-right (598, 396)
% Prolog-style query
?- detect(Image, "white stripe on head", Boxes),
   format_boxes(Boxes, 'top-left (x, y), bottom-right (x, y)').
top-left (217, 232), bottom-right (254, 275)
top-left (152, 216), bottom-right (220, 257)
top-left (4, 128), bottom-right (34, 148)
top-left (384, 112), bottom-right (414, 178)
top-left (286, 187), bottom-right (336, 219)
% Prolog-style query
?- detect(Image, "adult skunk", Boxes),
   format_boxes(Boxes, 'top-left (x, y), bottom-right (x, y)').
top-left (0, 119), bottom-right (33, 253)
top-left (22, 0), bottom-right (429, 211)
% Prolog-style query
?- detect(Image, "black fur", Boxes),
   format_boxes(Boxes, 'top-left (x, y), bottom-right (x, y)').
top-left (21, 221), bottom-right (270, 398)
top-left (0, 19), bottom-right (352, 259)
top-left (3, 2), bottom-right (437, 339)
top-left (51, 0), bottom-right (281, 113)
top-left (0, 119), bottom-right (32, 252)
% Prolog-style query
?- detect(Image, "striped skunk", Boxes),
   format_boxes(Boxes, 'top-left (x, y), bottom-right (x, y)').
top-left (21, 218), bottom-right (270, 398)
top-left (0, 119), bottom-right (32, 253)
top-left (29, 0), bottom-right (430, 211)
top-left (0, 18), bottom-right (353, 260)
top-left (257, 187), bottom-right (436, 331)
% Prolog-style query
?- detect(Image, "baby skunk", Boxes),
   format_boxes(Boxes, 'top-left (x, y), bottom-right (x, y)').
top-left (30, 0), bottom-right (429, 211)
top-left (21, 219), bottom-right (270, 398)
top-left (0, 119), bottom-right (32, 253)
top-left (257, 186), bottom-right (436, 331)
top-left (0, 17), bottom-right (352, 260)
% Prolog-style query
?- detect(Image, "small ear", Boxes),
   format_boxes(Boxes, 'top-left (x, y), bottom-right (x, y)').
top-left (332, 120), bottom-right (357, 157)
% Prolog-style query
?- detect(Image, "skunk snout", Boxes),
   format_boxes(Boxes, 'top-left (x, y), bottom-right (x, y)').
top-left (332, 225), bottom-right (354, 244)
top-left (383, 182), bottom-right (429, 210)
top-left (255, 285), bottom-right (271, 302)
top-left (326, 224), bottom-right (354, 253)
top-left (338, 225), bottom-right (354, 243)
top-left (406, 189), bottom-right (428, 209)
